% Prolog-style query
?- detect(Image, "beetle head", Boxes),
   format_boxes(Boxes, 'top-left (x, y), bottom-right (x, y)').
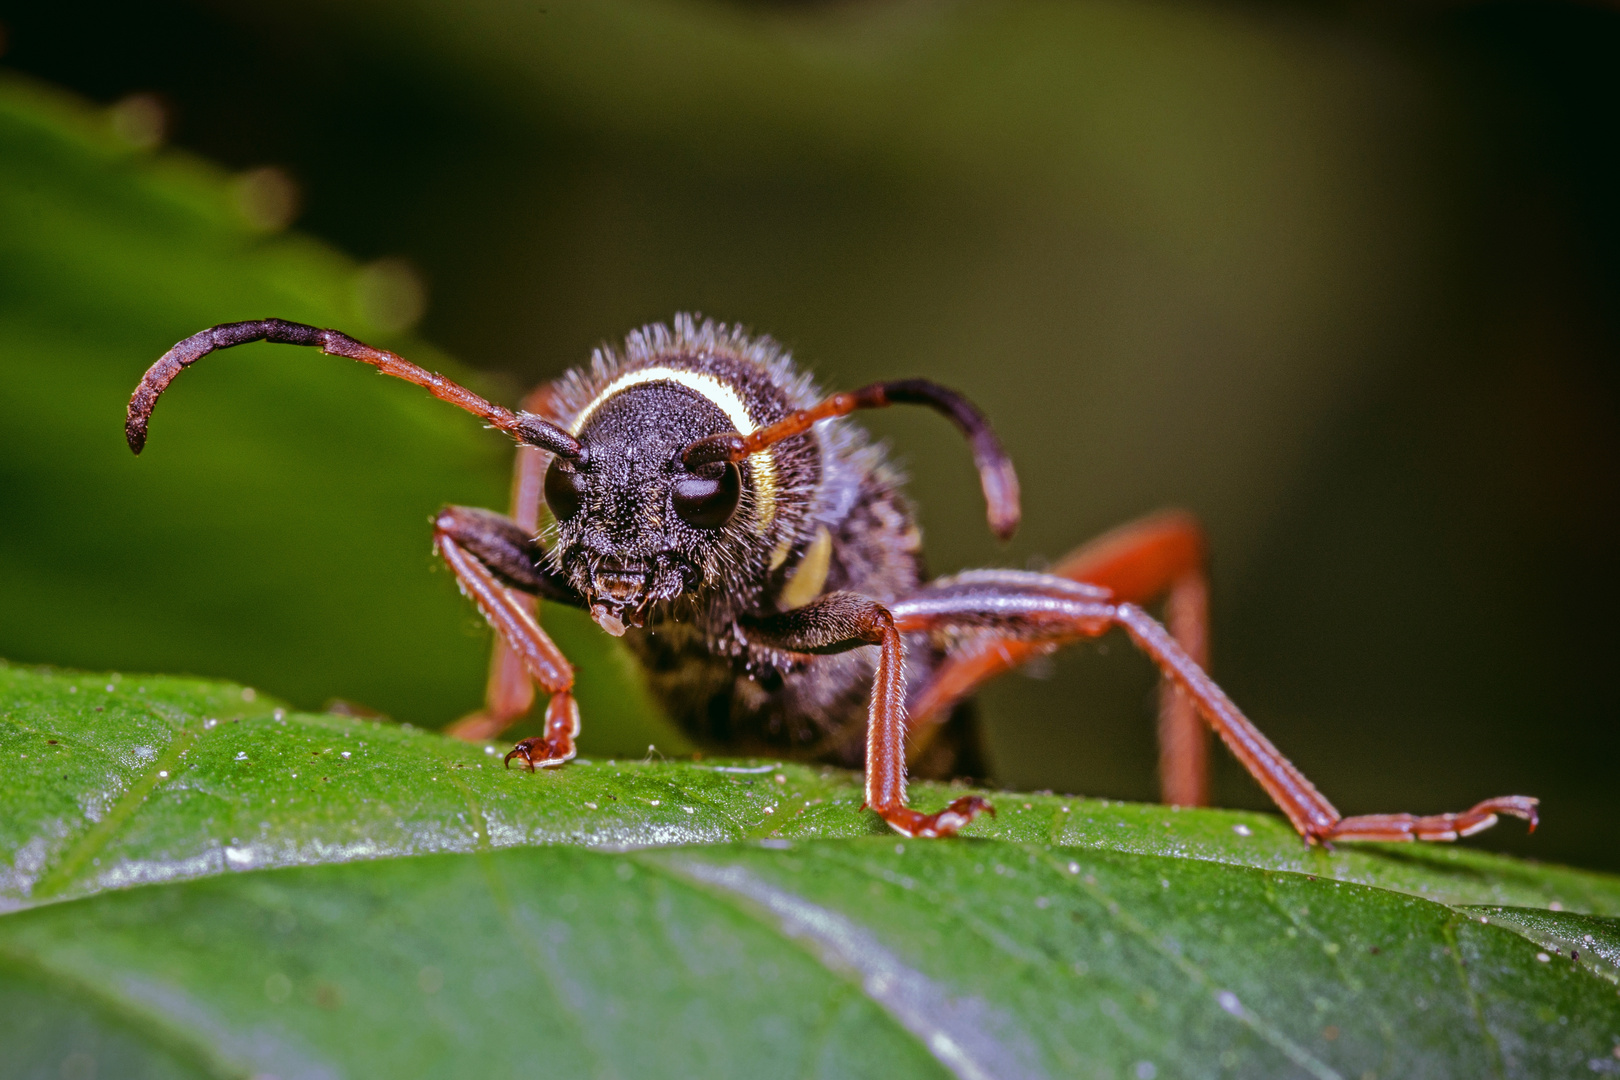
top-left (543, 382), bottom-right (760, 635)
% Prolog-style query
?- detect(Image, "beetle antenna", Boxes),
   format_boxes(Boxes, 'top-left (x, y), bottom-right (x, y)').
top-left (126, 319), bottom-right (582, 459)
top-left (681, 378), bottom-right (1020, 540)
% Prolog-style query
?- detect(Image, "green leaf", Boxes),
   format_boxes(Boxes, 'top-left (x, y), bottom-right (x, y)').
top-left (7, 662), bottom-right (1619, 915)
top-left (1469, 906), bottom-right (1620, 985)
top-left (6, 663), bottom-right (1620, 1078)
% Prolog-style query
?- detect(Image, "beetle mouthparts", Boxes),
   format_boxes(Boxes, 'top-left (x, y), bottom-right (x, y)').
top-left (591, 604), bottom-right (628, 637)
top-left (591, 554), bottom-right (653, 605)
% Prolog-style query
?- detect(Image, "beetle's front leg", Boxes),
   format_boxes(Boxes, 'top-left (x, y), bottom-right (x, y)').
top-left (453, 383), bottom-right (572, 742)
top-left (742, 593), bottom-right (993, 838)
top-left (432, 505), bottom-right (580, 769)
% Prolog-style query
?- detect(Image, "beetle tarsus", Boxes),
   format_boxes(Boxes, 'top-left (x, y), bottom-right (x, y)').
top-left (503, 733), bottom-right (577, 771)
top-left (1309, 795), bottom-right (1539, 844)
top-left (501, 692), bottom-right (583, 770)
top-left (878, 796), bottom-right (994, 839)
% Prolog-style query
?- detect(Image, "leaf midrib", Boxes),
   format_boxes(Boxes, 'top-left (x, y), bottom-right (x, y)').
top-left (32, 705), bottom-right (207, 900)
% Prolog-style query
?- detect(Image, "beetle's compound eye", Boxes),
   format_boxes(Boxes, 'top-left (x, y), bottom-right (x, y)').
top-left (673, 461), bottom-right (741, 529)
top-left (544, 458), bottom-right (588, 522)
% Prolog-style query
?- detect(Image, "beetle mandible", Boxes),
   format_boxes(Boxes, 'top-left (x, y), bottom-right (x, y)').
top-left (126, 314), bottom-right (1539, 842)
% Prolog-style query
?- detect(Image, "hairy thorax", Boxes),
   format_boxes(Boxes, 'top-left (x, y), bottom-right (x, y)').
top-left (622, 455), bottom-right (929, 767)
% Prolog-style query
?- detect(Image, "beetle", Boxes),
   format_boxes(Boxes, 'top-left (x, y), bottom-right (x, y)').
top-left (127, 313), bottom-right (1538, 841)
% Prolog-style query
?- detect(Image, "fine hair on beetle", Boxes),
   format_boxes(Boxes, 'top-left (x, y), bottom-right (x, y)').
top-left (534, 319), bottom-right (986, 770)
top-left (127, 312), bottom-right (1539, 842)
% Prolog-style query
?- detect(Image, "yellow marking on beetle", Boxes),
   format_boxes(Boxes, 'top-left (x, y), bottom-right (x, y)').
top-left (569, 366), bottom-right (777, 531)
top-left (778, 526), bottom-right (832, 610)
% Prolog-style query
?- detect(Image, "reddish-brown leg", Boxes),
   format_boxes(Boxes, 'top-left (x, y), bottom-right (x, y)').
top-left (862, 607), bottom-right (993, 838)
top-left (741, 593), bottom-right (993, 837)
top-left (433, 507), bottom-right (579, 768)
top-left (908, 510), bottom-right (1213, 805)
top-left (890, 576), bottom-right (1537, 845)
top-left (443, 451), bottom-right (551, 741)
top-left (444, 382), bottom-right (564, 743)
top-left (443, 638), bottom-right (537, 743)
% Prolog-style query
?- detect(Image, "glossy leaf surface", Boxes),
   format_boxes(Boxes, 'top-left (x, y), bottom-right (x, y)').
top-left (4, 664), bottom-right (1620, 1080)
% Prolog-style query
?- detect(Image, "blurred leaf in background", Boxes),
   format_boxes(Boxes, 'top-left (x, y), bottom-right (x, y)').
top-left (0, 74), bottom-right (672, 753)
top-left (0, 0), bottom-right (1616, 870)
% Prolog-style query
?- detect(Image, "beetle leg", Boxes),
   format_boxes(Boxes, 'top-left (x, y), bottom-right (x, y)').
top-left (1308, 798), bottom-right (1540, 842)
top-left (890, 574), bottom-right (1537, 845)
top-left (1058, 511), bottom-right (1209, 808)
top-left (454, 631), bottom-right (537, 743)
top-left (741, 593), bottom-right (993, 838)
top-left (908, 509), bottom-right (1212, 805)
top-left (433, 505), bottom-right (579, 764)
top-left (450, 382), bottom-right (571, 741)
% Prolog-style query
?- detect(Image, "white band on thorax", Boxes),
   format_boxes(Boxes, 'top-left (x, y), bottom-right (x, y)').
top-left (569, 365), bottom-right (778, 530)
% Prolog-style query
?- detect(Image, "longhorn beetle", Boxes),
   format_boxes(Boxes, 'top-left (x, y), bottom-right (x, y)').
top-left (127, 314), bottom-right (1538, 841)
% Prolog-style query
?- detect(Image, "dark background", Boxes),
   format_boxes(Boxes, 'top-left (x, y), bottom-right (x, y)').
top-left (2, 0), bottom-right (1616, 870)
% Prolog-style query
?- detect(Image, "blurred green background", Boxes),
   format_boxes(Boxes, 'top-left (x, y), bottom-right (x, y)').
top-left (0, 0), bottom-right (1615, 871)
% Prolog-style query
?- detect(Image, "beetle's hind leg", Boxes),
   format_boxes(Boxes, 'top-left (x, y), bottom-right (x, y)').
top-left (433, 504), bottom-right (581, 769)
top-left (889, 573), bottom-right (1537, 845)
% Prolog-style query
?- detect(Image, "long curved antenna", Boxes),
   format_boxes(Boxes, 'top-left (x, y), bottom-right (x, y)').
top-left (682, 379), bottom-right (1021, 540)
top-left (126, 319), bottom-right (582, 459)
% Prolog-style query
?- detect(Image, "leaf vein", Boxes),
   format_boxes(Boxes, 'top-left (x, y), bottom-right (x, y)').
top-left (32, 705), bottom-right (209, 900)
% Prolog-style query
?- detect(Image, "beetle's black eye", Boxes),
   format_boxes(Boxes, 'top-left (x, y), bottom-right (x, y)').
top-left (673, 462), bottom-right (741, 529)
top-left (544, 458), bottom-right (588, 521)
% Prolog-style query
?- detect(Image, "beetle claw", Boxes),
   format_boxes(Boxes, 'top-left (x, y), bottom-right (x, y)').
top-left (503, 735), bottom-right (574, 771)
top-left (878, 795), bottom-right (994, 838)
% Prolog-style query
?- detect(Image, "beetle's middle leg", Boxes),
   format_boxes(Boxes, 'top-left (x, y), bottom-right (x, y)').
top-left (432, 504), bottom-right (580, 770)
top-left (889, 573), bottom-right (1537, 845)
top-left (908, 509), bottom-right (1212, 805)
